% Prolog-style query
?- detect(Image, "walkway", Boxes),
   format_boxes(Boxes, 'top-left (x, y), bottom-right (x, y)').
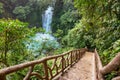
top-left (59, 52), bottom-right (96, 80)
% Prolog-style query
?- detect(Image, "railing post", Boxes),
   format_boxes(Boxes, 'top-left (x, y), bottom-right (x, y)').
top-left (43, 60), bottom-right (49, 80)
top-left (0, 75), bottom-right (6, 80)
top-left (75, 50), bottom-right (77, 61)
top-left (79, 50), bottom-right (81, 60)
top-left (70, 51), bottom-right (73, 66)
top-left (76, 50), bottom-right (77, 61)
top-left (61, 55), bottom-right (64, 75)
top-left (77, 50), bottom-right (79, 60)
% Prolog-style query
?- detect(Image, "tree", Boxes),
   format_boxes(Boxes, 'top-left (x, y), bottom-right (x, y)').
top-left (52, 0), bottom-right (80, 40)
top-left (0, 19), bottom-right (32, 66)
top-left (13, 6), bottom-right (30, 20)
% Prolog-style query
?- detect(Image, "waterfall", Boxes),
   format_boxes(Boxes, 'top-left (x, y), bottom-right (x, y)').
top-left (42, 6), bottom-right (53, 33)
top-left (26, 6), bottom-right (59, 56)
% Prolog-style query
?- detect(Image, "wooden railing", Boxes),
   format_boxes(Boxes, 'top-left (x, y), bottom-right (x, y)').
top-left (0, 48), bottom-right (87, 80)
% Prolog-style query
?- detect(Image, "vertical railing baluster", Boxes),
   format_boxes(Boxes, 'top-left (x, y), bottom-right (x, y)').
top-left (76, 50), bottom-right (77, 61)
top-left (67, 54), bottom-right (69, 67)
top-left (73, 51), bottom-right (75, 62)
top-left (77, 50), bottom-right (79, 60)
top-left (56, 58), bottom-right (58, 74)
top-left (44, 60), bottom-right (49, 80)
top-left (68, 53), bottom-right (70, 66)
top-left (78, 50), bottom-right (79, 60)
top-left (76, 50), bottom-right (77, 60)
top-left (79, 50), bottom-right (81, 60)
top-left (0, 75), bottom-right (6, 80)
top-left (71, 51), bottom-right (72, 66)
top-left (24, 66), bottom-right (34, 80)
top-left (62, 55), bottom-right (64, 75)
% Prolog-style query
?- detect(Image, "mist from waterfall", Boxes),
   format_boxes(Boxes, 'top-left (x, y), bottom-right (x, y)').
top-left (42, 6), bottom-right (53, 33)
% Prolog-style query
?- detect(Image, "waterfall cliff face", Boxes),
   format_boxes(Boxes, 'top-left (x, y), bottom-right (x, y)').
top-left (42, 6), bottom-right (53, 33)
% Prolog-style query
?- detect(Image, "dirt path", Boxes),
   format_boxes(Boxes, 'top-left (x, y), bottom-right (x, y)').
top-left (59, 52), bottom-right (95, 80)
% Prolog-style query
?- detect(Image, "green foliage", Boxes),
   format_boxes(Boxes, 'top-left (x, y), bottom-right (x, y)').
top-left (13, 6), bottom-right (30, 20)
top-left (64, 22), bottom-right (85, 48)
top-left (102, 39), bottom-right (120, 65)
top-left (52, 0), bottom-right (80, 36)
top-left (53, 29), bottom-right (63, 42)
top-left (64, 21), bottom-right (96, 49)
top-left (60, 10), bottom-right (80, 31)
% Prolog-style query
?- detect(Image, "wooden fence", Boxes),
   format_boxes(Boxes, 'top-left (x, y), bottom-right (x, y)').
top-left (0, 48), bottom-right (87, 80)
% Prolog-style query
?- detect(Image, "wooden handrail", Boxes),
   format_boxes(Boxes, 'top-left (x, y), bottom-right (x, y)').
top-left (94, 49), bottom-right (104, 80)
top-left (94, 49), bottom-right (120, 80)
top-left (100, 52), bottom-right (120, 80)
top-left (0, 48), bottom-right (88, 80)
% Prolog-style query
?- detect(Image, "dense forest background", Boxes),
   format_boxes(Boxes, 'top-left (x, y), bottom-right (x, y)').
top-left (0, 0), bottom-right (120, 79)
top-left (0, 0), bottom-right (79, 33)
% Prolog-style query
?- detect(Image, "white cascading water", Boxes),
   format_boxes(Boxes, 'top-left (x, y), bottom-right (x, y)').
top-left (42, 6), bottom-right (53, 33)
top-left (26, 6), bottom-right (59, 56)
